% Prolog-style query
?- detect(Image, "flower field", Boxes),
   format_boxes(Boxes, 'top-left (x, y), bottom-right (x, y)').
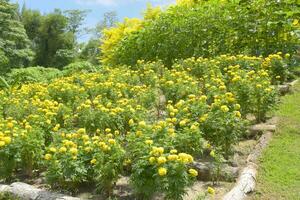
top-left (0, 53), bottom-right (290, 199)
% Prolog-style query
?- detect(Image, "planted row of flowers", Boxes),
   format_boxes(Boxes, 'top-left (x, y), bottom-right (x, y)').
top-left (0, 53), bottom-right (289, 199)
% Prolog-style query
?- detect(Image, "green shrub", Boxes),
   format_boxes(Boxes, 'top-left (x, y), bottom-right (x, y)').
top-left (6, 67), bottom-right (61, 86)
top-left (62, 61), bottom-right (100, 76)
top-left (103, 0), bottom-right (299, 67)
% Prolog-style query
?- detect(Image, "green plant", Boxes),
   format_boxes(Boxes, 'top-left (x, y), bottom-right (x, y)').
top-left (130, 147), bottom-right (197, 200)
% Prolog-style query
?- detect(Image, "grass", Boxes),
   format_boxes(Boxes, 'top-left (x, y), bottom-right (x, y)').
top-left (251, 79), bottom-right (300, 200)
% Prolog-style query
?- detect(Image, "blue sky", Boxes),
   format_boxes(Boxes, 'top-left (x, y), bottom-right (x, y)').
top-left (11, 0), bottom-right (175, 41)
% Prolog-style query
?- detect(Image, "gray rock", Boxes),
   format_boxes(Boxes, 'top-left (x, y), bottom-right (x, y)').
top-left (278, 84), bottom-right (290, 95)
top-left (0, 182), bottom-right (80, 200)
top-left (192, 162), bottom-right (239, 182)
top-left (10, 182), bottom-right (41, 200)
top-left (192, 162), bottom-right (212, 181)
top-left (0, 184), bottom-right (10, 193)
top-left (248, 124), bottom-right (276, 136)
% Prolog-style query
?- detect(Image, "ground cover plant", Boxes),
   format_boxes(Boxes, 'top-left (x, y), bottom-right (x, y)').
top-left (0, 53), bottom-right (289, 199)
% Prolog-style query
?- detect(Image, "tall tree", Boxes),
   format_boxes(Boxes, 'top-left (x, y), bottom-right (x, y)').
top-left (64, 9), bottom-right (89, 39)
top-left (80, 11), bottom-right (117, 64)
top-left (0, 0), bottom-right (34, 73)
top-left (34, 9), bottom-right (76, 68)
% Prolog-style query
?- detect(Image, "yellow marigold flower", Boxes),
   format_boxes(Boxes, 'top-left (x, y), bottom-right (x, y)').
top-left (149, 157), bottom-right (156, 164)
top-left (292, 19), bottom-right (299, 26)
top-left (178, 153), bottom-right (194, 163)
top-left (207, 186), bottom-right (215, 195)
top-left (7, 122), bottom-right (14, 129)
top-left (210, 150), bottom-right (216, 158)
top-left (145, 140), bottom-right (153, 145)
top-left (156, 147), bottom-right (164, 154)
top-left (49, 147), bottom-right (57, 153)
top-left (167, 154), bottom-right (178, 161)
top-left (107, 133), bottom-right (113, 138)
top-left (190, 124), bottom-right (198, 131)
top-left (0, 141), bottom-right (5, 147)
top-left (136, 130), bottom-right (143, 137)
top-left (70, 147), bottom-right (78, 155)
top-left (199, 114), bottom-right (208, 122)
top-left (170, 149), bottom-right (177, 154)
top-left (256, 84), bottom-right (262, 88)
top-left (234, 111), bottom-right (242, 118)
top-left (157, 156), bottom-right (167, 165)
top-left (77, 128), bottom-right (86, 134)
top-left (53, 124), bottom-right (60, 132)
top-left (276, 75), bottom-right (281, 79)
top-left (3, 137), bottom-right (11, 145)
top-left (82, 135), bottom-right (89, 140)
top-left (108, 139), bottom-right (116, 145)
top-left (44, 154), bottom-right (52, 160)
top-left (179, 120), bottom-right (187, 127)
top-left (114, 130), bottom-right (120, 135)
top-left (59, 147), bottom-right (67, 153)
top-left (90, 159), bottom-right (97, 165)
top-left (105, 128), bottom-right (111, 133)
top-left (84, 147), bottom-right (92, 152)
top-left (219, 85), bottom-right (226, 90)
top-left (221, 105), bottom-right (229, 112)
top-left (138, 121), bottom-right (146, 127)
top-left (234, 104), bottom-right (241, 110)
top-left (158, 167), bottom-right (167, 176)
top-left (128, 119), bottom-right (134, 126)
top-left (188, 169), bottom-right (198, 177)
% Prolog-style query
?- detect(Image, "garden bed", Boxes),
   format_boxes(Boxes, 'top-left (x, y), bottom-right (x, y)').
top-left (0, 54), bottom-right (295, 200)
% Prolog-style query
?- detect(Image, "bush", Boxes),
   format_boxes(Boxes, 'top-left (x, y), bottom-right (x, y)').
top-left (6, 67), bottom-right (61, 86)
top-left (62, 61), bottom-right (100, 76)
top-left (0, 53), bottom-right (285, 198)
top-left (101, 0), bottom-right (299, 66)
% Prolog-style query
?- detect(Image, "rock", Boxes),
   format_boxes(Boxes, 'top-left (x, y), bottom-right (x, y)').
top-left (222, 164), bottom-right (257, 200)
top-left (183, 181), bottom-right (206, 200)
top-left (265, 116), bottom-right (279, 125)
top-left (289, 79), bottom-right (298, 87)
top-left (0, 182), bottom-right (80, 200)
top-left (10, 182), bottom-right (41, 200)
top-left (192, 162), bottom-right (239, 182)
top-left (192, 162), bottom-right (212, 181)
top-left (0, 184), bottom-right (10, 193)
top-left (278, 84), bottom-right (290, 95)
top-left (221, 166), bottom-right (239, 182)
top-left (248, 124), bottom-right (276, 136)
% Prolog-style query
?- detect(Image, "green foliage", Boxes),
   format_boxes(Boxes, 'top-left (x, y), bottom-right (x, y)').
top-left (6, 66), bottom-right (61, 86)
top-left (0, 0), bottom-right (34, 72)
top-left (21, 8), bottom-right (79, 68)
top-left (130, 147), bottom-right (195, 200)
top-left (62, 61), bottom-right (99, 76)
top-left (0, 192), bottom-right (19, 200)
top-left (104, 0), bottom-right (300, 66)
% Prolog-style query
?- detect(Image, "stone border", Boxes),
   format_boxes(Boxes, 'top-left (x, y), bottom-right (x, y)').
top-left (222, 131), bottom-right (273, 200)
top-left (0, 182), bottom-right (79, 200)
top-left (221, 78), bottom-right (300, 200)
top-left (278, 79), bottom-right (298, 95)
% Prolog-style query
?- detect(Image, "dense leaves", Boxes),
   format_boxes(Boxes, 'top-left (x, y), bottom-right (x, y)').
top-left (101, 0), bottom-right (300, 66)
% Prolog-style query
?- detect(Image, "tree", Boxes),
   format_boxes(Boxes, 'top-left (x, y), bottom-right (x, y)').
top-left (0, 0), bottom-right (34, 73)
top-left (35, 9), bottom-right (76, 68)
top-left (94, 11), bottom-right (117, 38)
top-left (80, 11), bottom-right (118, 64)
top-left (64, 9), bottom-right (89, 40)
